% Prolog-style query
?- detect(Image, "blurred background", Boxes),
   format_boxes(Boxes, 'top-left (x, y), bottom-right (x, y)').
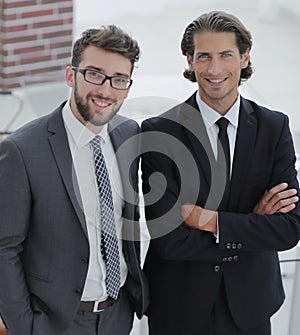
top-left (0, 0), bottom-right (300, 334)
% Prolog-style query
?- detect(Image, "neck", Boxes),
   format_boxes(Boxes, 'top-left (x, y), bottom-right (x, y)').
top-left (199, 90), bottom-right (238, 116)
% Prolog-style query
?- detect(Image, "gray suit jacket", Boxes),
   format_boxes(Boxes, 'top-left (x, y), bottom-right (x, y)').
top-left (0, 102), bottom-right (148, 335)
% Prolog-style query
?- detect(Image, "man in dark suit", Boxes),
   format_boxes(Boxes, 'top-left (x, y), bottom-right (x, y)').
top-left (0, 25), bottom-right (148, 335)
top-left (141, 11), bottom-right (300, 335)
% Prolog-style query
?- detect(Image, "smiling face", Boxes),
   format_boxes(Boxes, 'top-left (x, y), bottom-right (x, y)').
top-left (66, 45), bottom-right (132, 132)
top-left (187, 31), bottom-right (250, 115)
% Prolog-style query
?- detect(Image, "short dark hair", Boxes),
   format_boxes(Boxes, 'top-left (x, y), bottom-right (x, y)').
top-left (181, 11), bottom-right (253, 85)
top-left (71, 25), bottom-right (140, 73)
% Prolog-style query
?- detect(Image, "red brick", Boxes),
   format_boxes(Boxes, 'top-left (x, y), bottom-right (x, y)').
top-left (3, 1), bottom-right (37, 9)
top-left (43, 29), bottom-right (72, 39)
top-left (42, 0), bottom-right (68, 4)
top-left (3, 70), bottom-right (27, 78)
top-left (14, 45), bottom-right (45, 55)
top-left (0, 50), bottom-right (8, 57)
top-left (20, 55), bottom-right (52, 65)
top-left (33, 19), bottom-right (65, 29)
top-left (4, 34), bottom-right (37, 44)
top-left (0, 82), bottom-right (21, 89)
top-left (50, 40), bottom-right (72, 49)
top-left (3, 13), bottom-right (18, 20)
top-left (31, 65), bottom-right (63, 74)
top-left (22, 9), bottom-right (53, 18)
top-left (3, 60), bottom-right (16, 67)
top-left (56, 52), bottom-right (71, 59)
top-left (65, 17), bottom-right (73, 24)
top-left (5, 24), bottom-right (29, 33)
top-left (59, 6), bottom-right (73, 14)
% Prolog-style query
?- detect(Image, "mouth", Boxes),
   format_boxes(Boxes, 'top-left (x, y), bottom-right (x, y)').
top-left (91, 97), bottom-right (112, 110)
top-left (206, 77), bottom-right (227, 86)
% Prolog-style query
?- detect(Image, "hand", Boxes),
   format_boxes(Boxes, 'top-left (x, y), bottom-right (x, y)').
top-left (181, 204), bottom-right (217, 233)
top-left (253, 182), bottom-right (298, 215)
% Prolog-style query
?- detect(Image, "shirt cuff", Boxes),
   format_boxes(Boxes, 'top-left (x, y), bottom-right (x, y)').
top-left (214, 212), bottom-right (219, 243)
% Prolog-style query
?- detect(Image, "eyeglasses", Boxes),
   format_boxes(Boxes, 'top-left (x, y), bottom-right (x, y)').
top-left (72, 66), bottom-right (132, 90)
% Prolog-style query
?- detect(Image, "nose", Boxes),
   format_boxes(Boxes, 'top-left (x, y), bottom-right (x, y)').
top-left (207, 57), bottom-right (222, 75)
top-left (96, 77), bottom-right (112, 95)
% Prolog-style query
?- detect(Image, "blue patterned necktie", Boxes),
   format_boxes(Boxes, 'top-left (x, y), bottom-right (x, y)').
top-left (91, 135), bottom-right (121, 300)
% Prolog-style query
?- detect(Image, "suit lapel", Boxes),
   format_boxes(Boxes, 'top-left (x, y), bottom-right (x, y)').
top-left (228, 97), bottom-right (257, 210)
top-left (181, 93), bottom-right (221, 208)
top-left (47, 103), bottom-right (87, 236)
top-left (182, 93), bottom-right (215, 182)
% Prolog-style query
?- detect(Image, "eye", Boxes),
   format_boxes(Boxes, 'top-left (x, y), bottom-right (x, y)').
top-left (197, 53), bottom-right (209, 60)
top-left (222, 52), bottom-right (232, 58)
top-left (114, 77), bottom-right (128, 84)
top-left (87, 70), bottom-right (103, 79)
top-left (86, 70), bottom-right (105, 79)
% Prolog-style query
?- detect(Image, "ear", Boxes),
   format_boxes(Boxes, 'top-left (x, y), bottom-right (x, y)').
top-left (65, 65), bottom-right (75, 88)
top-left (187, 54), bottom-right (194, 71)
top-left (241, 48), bottom-right (250, 69)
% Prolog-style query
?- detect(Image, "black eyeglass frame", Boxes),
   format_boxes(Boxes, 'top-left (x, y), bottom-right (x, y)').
top-left (72, 66), bottom-right (133, 90)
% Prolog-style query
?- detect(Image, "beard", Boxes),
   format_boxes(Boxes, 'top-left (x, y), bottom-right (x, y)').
top-left (74, 82), bottom-right (123, 127)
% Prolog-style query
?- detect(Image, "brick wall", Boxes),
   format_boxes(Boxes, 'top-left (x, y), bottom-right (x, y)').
top-left (0, 0), bottom-right (73, 89)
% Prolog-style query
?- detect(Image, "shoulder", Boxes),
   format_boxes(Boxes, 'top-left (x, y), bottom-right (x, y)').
top-left (241, 97), bottom-right (287, 123)
top-left (1, 102), bottom-right (65, 148)
top-left (110, 114), bottom-right (140, 134)
top-left (141, 103), bottom-right (184, 132)
top-left (240, 96), bottom-right (290, 137)
top-left (141, 92), bottom-right (198, 132)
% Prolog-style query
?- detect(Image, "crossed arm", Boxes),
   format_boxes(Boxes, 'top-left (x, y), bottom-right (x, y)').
top-left (182, 182), bottom-right (299, 234)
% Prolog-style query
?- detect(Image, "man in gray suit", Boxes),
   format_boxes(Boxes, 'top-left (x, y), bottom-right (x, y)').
top-left (0, 25), bottom-right (148, 335)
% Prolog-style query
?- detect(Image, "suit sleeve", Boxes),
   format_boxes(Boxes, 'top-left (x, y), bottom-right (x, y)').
top-left (218, 114), bottom-right (300, 251)
top-left (0, 139), bottom-right (33, 334)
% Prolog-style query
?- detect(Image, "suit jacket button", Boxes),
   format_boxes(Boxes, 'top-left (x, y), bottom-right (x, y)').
top-left (232, 243), bottom-right (237, 249)
top-left (214, 265), bottom-right (221, 272)
top-left (222, 257), bottom-right (227, 262)
top-left (237, 243), bottom-right (242, 249)
top-left (233, 255), bottom-right (239, 261)
top-left (75, 288), bottom-right (82, 295)
top-left (228, 256), bottom-right (233, 262)
top-left (226, 243), bottom-right (231, 249)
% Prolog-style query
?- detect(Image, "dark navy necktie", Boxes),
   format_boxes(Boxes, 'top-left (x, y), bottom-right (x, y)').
top-left (216, 117), bottom-right (230, 210)
top-left (91, 136), bottom-right (121, 300)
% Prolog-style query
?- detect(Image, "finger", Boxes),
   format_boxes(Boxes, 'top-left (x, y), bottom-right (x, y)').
top-left (271, 189), bottom-right (298, 204)
top-left (264, 187), bottom-right (297, 209)
top-left (278, 203), bottom-right (296, 214)
top-left (266, 182), bottom-right (288, 201)
top-left (181, 204), bottom-right (194, 219)
top-left (259, 185), bottom-right (285, 205)
top-left (274, 196), bottom-right (299, 211)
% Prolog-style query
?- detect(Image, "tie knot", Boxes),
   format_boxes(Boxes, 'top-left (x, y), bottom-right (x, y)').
top-left (91, 135), bottom-right (102, 149)
top-left (216, 117), bottom-right (229, 131)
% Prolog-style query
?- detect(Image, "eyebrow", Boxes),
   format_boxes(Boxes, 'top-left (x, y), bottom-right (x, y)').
top-left (196, 49), bottom-right (235, 56)
top-left (85, 65), bottom-right (130, 78)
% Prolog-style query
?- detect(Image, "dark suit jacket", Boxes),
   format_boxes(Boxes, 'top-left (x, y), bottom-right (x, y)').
top-left (0, 102), bottom-right (148, 335)
top-left (141, 93), bottom-right (300, 334)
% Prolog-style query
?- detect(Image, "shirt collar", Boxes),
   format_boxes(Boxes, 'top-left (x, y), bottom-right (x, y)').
top-left (62, 101), bottom-right (109, 148)
top-left (196, 92), bottom-right (240, 129)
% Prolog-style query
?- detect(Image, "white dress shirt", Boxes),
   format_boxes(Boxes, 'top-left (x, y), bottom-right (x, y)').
top-left (195, 93), bottom-right (240, 175)
top-left (195, 93), bottom-right (240, 241)
top-left (62, 102), bottom-right (128, 302)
